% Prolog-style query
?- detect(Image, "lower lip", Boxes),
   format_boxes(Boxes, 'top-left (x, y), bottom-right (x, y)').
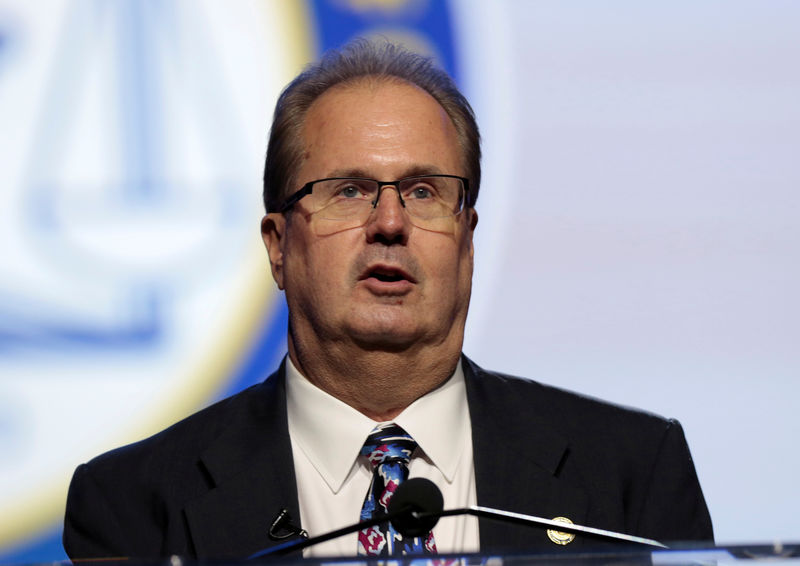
top-left (360, 277), bottom-right (414, 295)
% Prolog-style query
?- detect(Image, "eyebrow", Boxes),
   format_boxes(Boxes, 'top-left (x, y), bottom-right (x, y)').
top-left (325, 164), bottom-right (446, 180)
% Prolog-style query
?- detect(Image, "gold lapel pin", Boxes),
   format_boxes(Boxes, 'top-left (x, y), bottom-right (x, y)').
top-left (547, 516), bottom-right (576, 545)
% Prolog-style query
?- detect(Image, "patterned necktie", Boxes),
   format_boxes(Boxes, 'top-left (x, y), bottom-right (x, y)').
top-left (357, 423), bottom-right (437, 556)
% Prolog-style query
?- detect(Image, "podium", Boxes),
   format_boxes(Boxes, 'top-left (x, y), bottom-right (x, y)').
top-left (253, 544), bottom-right (799, 565)
top-left (56, 543), bottom-right (800, 566)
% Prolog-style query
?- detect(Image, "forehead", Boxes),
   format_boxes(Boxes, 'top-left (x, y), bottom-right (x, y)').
top-left (298, 79), bottom-right (463, 180)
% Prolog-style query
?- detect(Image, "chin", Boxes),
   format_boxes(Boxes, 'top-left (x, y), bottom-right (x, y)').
top-left (346, 313), bottom-right (420, 349)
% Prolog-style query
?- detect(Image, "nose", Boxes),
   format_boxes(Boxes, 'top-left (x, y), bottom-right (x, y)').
top-left (365, 186), bottom-right (411, 244)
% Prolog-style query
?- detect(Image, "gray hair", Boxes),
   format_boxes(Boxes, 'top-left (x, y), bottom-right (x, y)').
top-left (262, 38), bottom-right (481, 212)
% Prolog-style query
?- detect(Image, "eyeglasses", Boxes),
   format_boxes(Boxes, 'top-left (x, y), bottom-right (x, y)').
top-left (278, 175), bottom-right (470, 232)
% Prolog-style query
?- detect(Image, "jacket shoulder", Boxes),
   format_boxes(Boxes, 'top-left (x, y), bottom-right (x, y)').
top-left (64, 368), bottom-right (289, 559)
top-left (85, 373), bottom-right (283, 477)
top-left (463, 356), bottom-right (713, 543)
top-left (464, 356), bottom-right (674, 436)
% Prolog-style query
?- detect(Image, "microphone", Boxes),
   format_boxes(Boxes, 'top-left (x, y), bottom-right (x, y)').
top-left (387, 477), bottom-right (444, 537)
top-left (249, 478), bottom-right (665, 559)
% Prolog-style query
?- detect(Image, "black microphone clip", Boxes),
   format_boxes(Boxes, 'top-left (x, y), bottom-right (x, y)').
top-left (268, 508), bottom-right (308, 541)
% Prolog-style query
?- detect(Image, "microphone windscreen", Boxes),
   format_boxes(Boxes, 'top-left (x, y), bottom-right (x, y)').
top-left (388, 477), bottom-right (444, 537)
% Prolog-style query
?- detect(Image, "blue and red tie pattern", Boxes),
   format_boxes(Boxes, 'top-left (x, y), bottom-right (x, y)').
top-left (357, 423), bottom-right (437, 556)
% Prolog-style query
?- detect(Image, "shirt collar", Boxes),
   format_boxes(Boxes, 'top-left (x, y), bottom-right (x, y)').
top-left (394, 362), bottom-right (469, 483)
top-left (286, 357), bottom-right (469, 493)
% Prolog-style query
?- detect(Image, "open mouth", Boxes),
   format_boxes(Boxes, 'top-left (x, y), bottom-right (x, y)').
top-left (370, 269), bottom-right (405, 283)
top-left (361, 265), bottom-right (416, 285)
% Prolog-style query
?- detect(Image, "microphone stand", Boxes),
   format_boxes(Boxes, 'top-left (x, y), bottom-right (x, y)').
top-left (251, 505), bottom-right (666, 560)
top-left (250, 477), bottom-right (665, 560)
top-left (418, 506), bottom-right (667, 549)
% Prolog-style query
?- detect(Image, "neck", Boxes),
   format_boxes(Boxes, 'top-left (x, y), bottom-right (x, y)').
top-left (287, 332), bottom-right (462, 421)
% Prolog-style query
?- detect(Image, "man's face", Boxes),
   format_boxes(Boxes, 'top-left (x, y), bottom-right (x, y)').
top-left (263, 79), bottom-right (477, 353)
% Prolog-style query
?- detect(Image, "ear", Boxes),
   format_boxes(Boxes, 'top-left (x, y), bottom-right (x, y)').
top-left (261, 213), bottom-right (287, 290)
top-left (466, 208), bottom-right (478, 258)
top-left (468, 208), bottom-right (479, 231)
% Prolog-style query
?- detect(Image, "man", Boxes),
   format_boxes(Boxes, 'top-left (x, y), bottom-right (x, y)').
top-left (63, 40), bottom-right (713, 560)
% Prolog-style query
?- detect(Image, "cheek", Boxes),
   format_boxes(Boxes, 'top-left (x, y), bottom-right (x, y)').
top-left (451, 236), bottom-right (475, 295)
top-left (421, 239), bottom-right (471, 289)
top-left (286, 233), bottom-right (357, 295)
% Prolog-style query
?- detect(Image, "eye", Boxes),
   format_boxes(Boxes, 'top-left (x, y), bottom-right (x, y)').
top-left (338, 184), bottom-right (362, 198)
top-left (411, 186), bottom-right (432, 199)
top-left (406, 183), bottom-right (436, 199)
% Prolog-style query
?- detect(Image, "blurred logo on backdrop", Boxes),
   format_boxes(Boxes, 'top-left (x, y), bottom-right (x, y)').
top-left (0, 0), bottom-right (461, 560)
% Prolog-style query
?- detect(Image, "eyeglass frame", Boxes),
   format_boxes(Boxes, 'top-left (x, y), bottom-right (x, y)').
top-left (277, 174), bottom-right (473, 216)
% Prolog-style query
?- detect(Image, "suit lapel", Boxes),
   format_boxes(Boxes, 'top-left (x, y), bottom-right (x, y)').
top-left (464, 357), bottom-right (589, 551)
top-left (183, 364), bottom-right (302, 560)
top-left (182, 356), bottom-right (590, 556)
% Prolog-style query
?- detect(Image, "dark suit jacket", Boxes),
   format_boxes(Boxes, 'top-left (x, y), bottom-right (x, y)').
top-left (63, 356), bottom-right (713, 559)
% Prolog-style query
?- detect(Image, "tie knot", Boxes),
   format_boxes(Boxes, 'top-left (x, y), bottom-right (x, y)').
top-left (361, 423), bottom-right (417, 468)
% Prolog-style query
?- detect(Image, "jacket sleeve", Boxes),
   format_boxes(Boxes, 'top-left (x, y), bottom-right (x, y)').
top-left (633, 418), bottom-right (714, 543)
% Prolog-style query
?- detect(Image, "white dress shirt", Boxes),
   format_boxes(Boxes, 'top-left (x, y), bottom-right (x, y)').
top-left (286, 357), bottom-right (480, 557)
